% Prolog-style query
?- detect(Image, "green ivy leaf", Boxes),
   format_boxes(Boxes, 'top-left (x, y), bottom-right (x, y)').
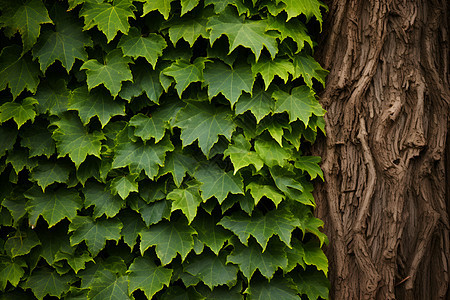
top-left (0, 45), bottom-right (40, 99)
top-left (280, 0), bottom-right (326, 24)
top-left (118, 209), bottom-right (146, 248)
top-left (191, 212), bottom-right (232, 255)
top-left (224, 134), bottom-right (264, 174)
top-left (55, 250), bottom-right (94, 274)
top-left (175, 101), bottom-right (236, 157)
top-left (4, 228), bottom-right (40, 258)
top-left (219, 209), bottom-right (300, 250)
top-left (246, 182), bottom-right (284, 207)
top-left (37, 225), bottom-right (72, 265)
top-left (23, 268), bottom-right (73, 300)
top-left (20, 121), bottom-right (55, 158)
top-left (235, 84), bottom-right (274, 123)
top-left (184, 251), bottom-right (238, 289)
top-left (294, 156), bottom-right (323, 180)
top-left (208, 7), bottom-right (278, 60)
top-left (118, 27), bottom-right (167, 68)
top-left (204, 61), bottom-right (254, 106)
top-left (83, 182), bottom-right (124, 219)
top-left (0, 257), bottom-right (26, 289)
top-left (25, 186), bottom-right (82, 227)
top-left (254, 138), bottom-right (291, 168)
top-left (167, 183), bottom-right (203, 224)
top-left (158, 148), bottom-right (198, 187)
top-left (302, 241), bottom-right (328, 275)
top-left (87, 270), bottom-right (130, 300)
top-left (291, 270), bottom-right (329, 300)
top-left (81, 49), bottom-right (133, 97)
top-left (284, 239), bottom-right (306, 272)
top-left (68, 86), bottom-right (126, 128)
top-left (195, 162), bottom-right (244, 203)
top-left (227, 239), bottom-right (288, 280)
top-left (80, 0), bottom-right (135, 42)
top-left (180, 0), bottom-right (200, 15)
top-left (0, 0), bottom-right (52, 52)
top-left (163, 58), bottom-right (209, 97)
top-left (140, 0), bottom-right (176, 19)
top-left (69, 216), bottom-right (123, 256)
top-left (29, 159), bottom-right (71, 191)
top-left (251, 56), bottom-right (294, 89)
top-left (139, 219), bottom-right (196, 265)
top-left (245, 277), bottom-right (300, 300)
top-left (0, 126), bottom-right (17, 157)
top-left (119, 63), bottom-right (164, 102)
top-left (127, 257), bottom-right (173, 298)
top-left (109, 174), bottom-right (139, 199)
top-left (34, 78), bottom-right (70, 115)
top-left (6, 149), bottom-right (37, 174)
top-left (0, 98), bottom-right (38, 129)
top-left (266, 15), bottom-right (313, 53)
top-left (139, 200), bottom-right (171, 227)
top-left (166, 7), bottom-right (212, 46)
top-left (204, 0), bottom-right (249, 15)
top-left (293, 54), bottom-right (328, 88)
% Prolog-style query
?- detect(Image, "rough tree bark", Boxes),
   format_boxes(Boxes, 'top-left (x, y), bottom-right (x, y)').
top-left (313, 1), bottom-right (450, 299)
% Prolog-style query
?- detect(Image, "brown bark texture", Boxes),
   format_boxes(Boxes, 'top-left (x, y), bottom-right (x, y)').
top-left (313, 0), bottom-right (450, 299)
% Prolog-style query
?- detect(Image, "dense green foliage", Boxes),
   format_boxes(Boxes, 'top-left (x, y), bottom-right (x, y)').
top-left (0, 0), bottom-right (329, 298)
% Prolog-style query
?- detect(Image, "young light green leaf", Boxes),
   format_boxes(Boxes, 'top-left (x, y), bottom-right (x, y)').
top-left (284, 240), bottom-right (306, 272)
top-left (4, 229), bottom-right (40, 258)
top-left (204, 0), bottom-right (249, 15)
top-left (109, 174), bottom-right (139, 199)
top-left (25, 186), bottom-right (82, 228)
top-left (195, 162), bottom-right (244, 203)
top-left (266, 15), bottom-right (313, 53)
top-left (251, 56), bottom-right (294, 89)
top-left (273, 86), bottom-right (325, 124)
top-left (23, 269), bottom-right (73, 300)
top-left (118, 27), bottom-right (167, 68)
top-left (69, 86), bottom-right (126, 128)
top-left (81, 49), bottom-right (133, 97)
top-left (175, 101), bottom-right (236, 157)
top-left (180, 0), bottom-right (199, 15)
top-left (83, 182), bottom-right (124, 219)
top-left (34, 79), bottom-right (70, 115)
top-left (224, 134), bottom-right (264, 174)
top-left (167, 184), bottom-right (203, 224)
top-left (204, 61), bottom-right (254, 105)
top-left (80, 0), bottom-right (135, 42)
top-left (235, 84), bottom-right (274, 123)
top-left (219, 209), bottom-right (301, 250)
top-left (162, 58), bottom-right (208, 97)
top-left (246, 182), bottom-right (284, 207)
top-left (207, 7), bottom-right (278, 60)
top-left (0, 0), bottom-right (52, 52)
top-left (119, 62), bottom-right (163, 102)
top-left (303, 241), bottom-right (328, 275)
top-left (280, 0), bottom-right (326, 24)
top-left (227, 239), bottom-right (288, 280)
top-left (245, 277), bottom-right (300, 300)
top-left (127, 257), bottom-right (173, 298)
top-left (254, 138), bottom-right (291, 168)
top-left (191, 212), bottom-right (233, 255)
top-left (52, 113), bottom-right (105, 167)
top-left (29, 159), bottom-right (71, 191)
top-left (87, 269), bottom-right (130, 300)
top-left (139, 219), bottom-right (196, 265)
top-left (0, 257), bottom-right (26, 289)
top-left (294, 156), bottom-right (323, 180)
top-left (69, 216), bottom-right (123, 256)
top-left (184, 251), bottom-right (238, 289)
top-left (0, 45), bottom-right (40, 99)
top-left (32, 10), bottom-right (93, 72)
top-left (20, 121), bottom-right (55, 158)
top-left (158, 149), bottom-right (198, 187)
top-left (140, 0), bottom-right (176, 19)
top-left (293, 54), bottom-right (328, 88)
top-left (0, 98), bottom-right (38, 129)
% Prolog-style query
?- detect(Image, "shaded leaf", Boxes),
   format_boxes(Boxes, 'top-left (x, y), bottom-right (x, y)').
top-left (158, 148), bottom-right (198, 187)
top-left (20, 121), bottom-right (55, 158)
top-left (83, 181), bottom-right (123, 219)
top-left (294, 156), bottom-right (323, 180)
top-left (4, 229), bottom-right (40, 258)
top-left (87, 269), bottom-right (130, 300)
top-left (29, 160), bottom-right (71, 191)
top-left (0, 98), bottom-right (38, 129)
top-left (118, 209), bottom-right (146, 248)
top-left (0, 257), bottom-right (26, 289)
top-left (251, 56), bottom-right (294, 89)
top-left (163, 58), bottom-right (208, 97)
top-left (246, 277), bottom-right (300, 300)
top-left (291, 270), bottom-right (329, 300)
top-left (235, 84), bottom-right (274, 123)
top-left (23, 269), bottom-right (73, 300)
top-left (119, 63), bottom-right (164, 102)
top-left (167, 183), bottom-right (203, 224)
top-left (191, 212), bottom-right (232, 255)
top-left (34, 79), bottom-right (70, 115)
top-left (293, 54), bottom-right (328, 88)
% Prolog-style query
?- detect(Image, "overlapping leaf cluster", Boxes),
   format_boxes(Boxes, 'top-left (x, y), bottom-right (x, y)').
top-left (0, 0), bottom-right (329, 298)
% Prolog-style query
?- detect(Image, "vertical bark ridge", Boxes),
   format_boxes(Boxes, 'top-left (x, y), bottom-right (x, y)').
top-left (314, 0), bottom-right (450, 299)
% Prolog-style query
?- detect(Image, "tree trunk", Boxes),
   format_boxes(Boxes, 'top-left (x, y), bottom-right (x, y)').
top-left (313, 1), bottom-right (450, 299)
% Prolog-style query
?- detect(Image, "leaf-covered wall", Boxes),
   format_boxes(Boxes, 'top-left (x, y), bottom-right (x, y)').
top-left (0, 0), bottom-right (329, 298)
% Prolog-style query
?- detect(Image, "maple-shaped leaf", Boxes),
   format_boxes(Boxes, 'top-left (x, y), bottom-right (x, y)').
top-left (54, 250), bottom-right (94, 274)
top-left (251, 56), bottom-right (294, 89)
top-left (294, 156), bottom-right (323, 180)
top-left (235, 84), bottom-right (274, 123)
top-left (204, 60), bottom-right (254, 105)
top-left (80, 0), bottom-right (135, 42)
top-left (165, 7), bottom-right (213, 46)
top-left (219, 209), bottom-right (301, 250)
top-left (269, 167), bottom-right (306, 204)
top-left (32, 8), bottom-right (92, 72)
top-left (69, 216), bottom-right (123, 256)
top-left (112, 134), bottom-right (174, 179)
top-left (25, 186), bottom-right (82, 227)
top-left (207, 7), bottom-right (278, 60)
top-left (284, 239), bottom-right (306, 272)
top-left (139, 219), bottom-right (196, 265)
top-left (118, 27), bottom-right (167, 68)
top-left (0, 126), bottom-right (17, 157)
top-left (34, 78), bottom-right (70, 115)
top-left (6, 148), bottom-right (37, 174)
top-left (224, 134), bottom-right (264, 174)
top-left (118, 209), bottom-right (146, 248)
top-left (180, 0), bottom-right (200, 15)
top-left (83, 182), bottom-right (124, 219)
top-left (293, 203), bottom-right (327, 245)
top-left (246, 182), bottom-right (284, 207)
top-left (36, 225), bottom-right (72, 265)
top-left (195, 162), bottom-right (244, 203)
top-left (291, 270), bottom-right (329, 300)
top-left (196, 283), bottom-right (243, 300)
top-left (162, 58), bottom-right (209, 97)
top-left (245, 277), bottom-right (300, 300)
top-left (254, 138), bottom-right (291, 168)
top-left (273, 86), bottom-right (325, 124)
top-left (0, 45), bottom-right (40, 99)
top-left (23, 268), bottom-right (73, 300)
top-left (69, 86), bottom-right (126, 128)
top-left (0, 257), bottom-right (26, 289)
top-left (139, 0), bottom-right (175, 19)
top-left (52, 112), bottom-right (105, 167)
top-left (87, 269), bottom-right (130, 300)
top-left (158, 148), bottom-right (198, 187)
top-left (119, 62), bottom-right (163, 102)
top-left (167, 183), bottom-right (203, 224)
top-left (0, 97), bottom-right (38, 129)
top-left (81, 49), bottom-right (133, 97)
top-left (4, 228), bottom-right (40, 258)
top-left (256, 116), bottom-right (291, 146)
top-left (109, 174), bottom-right (139, 199)
top-left (77, 257), bottom-right (127, 288)
top-left (228, 239), bottom-right (288, 280)
top-left (20, 121), bottom-right (55, 158)
top-left (266, 15), bottom-right (313, 53)
top-left (184, 251), bottom-right (238, 289)
top-left (175, 101), bottom-right (236, 157)
top-left (127, 257), bottom-right (173, 299)
top-left (139, 200), bottom-right (171, 226)
top-left (280, 0), bottom-right (326, 24)
top-left (29, 159), bottom-right (71, 191)
top-left (191, 211), bottom-right (232, 255)
top-left (2, 196), bottom-right (27, 226)
top-left (0, 0), bottom-right (52, 52)
top-left (303, 241), bottom-right (328, 275)
top-left (293, 54), bottom-right (328, 88)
